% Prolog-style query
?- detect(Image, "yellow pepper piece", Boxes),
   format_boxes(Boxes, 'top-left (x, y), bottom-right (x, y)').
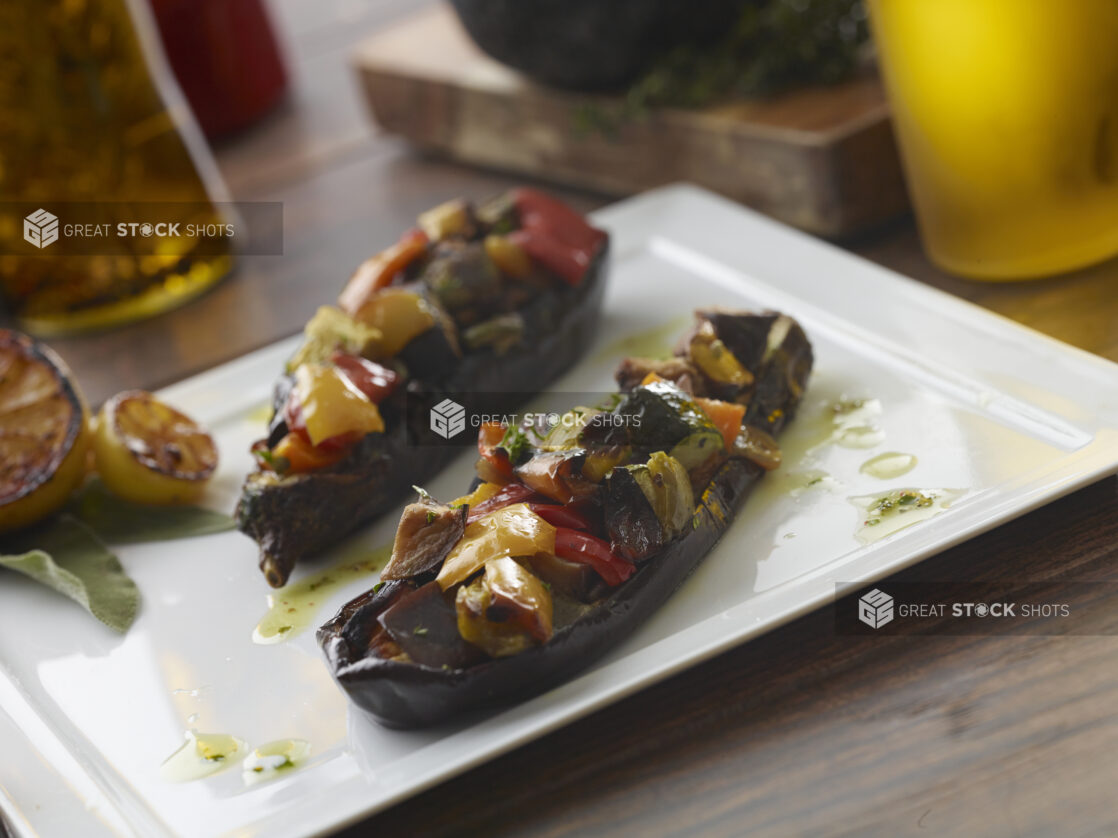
top-left (351, 289), bottom-right (435, 358)
top-left (436, 503), bottom-right (556, 590)
top-left (293, 363), bottom-right (384, 446)
top-left (690, 322), bottom-right (752, 387)
top-left (418, 199), bottom-right (470, 241)
top-left (450, 481), bottom-right (502, 510)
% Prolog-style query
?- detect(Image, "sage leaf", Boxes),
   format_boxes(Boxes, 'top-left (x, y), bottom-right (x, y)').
top-left (0, 515), bottom-right (139, 633)
top-left (68, 479), bottom-right (234, 544)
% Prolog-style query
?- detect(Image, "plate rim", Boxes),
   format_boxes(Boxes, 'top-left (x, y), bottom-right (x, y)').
top-left (3, 183), bottom-right (1117, 838)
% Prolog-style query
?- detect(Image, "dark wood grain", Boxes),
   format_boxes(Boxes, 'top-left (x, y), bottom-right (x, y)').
top-left (338, 477), bottom-right (1118, 838)
top-left (7, 2), bottom-right (1117, 835)
top-left (353, 4), bottom-right (908, 237)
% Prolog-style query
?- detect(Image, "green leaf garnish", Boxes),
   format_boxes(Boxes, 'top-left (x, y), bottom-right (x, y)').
top-left (0, 516), bottom-right (139, 633)
top-left (67, 479), bottom-right (235, 544)
top-left (0, 479), bottom-right (236, 632)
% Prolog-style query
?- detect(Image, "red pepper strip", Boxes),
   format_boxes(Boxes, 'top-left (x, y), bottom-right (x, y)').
top-left (511, 189), bottom-right (606, 286)
top-left (399, 227), bottom-right (427, 247)
top-left (337, 229), bottom-right (428, 315)
top-left (508, 229), bottom-right (592, 287)
top-left (554, 528), bottom-right (635, 587)
top-left (466, 483), bottom-right (547, 524)
top-left (272, 431), bottom-right (352, 473)
top-left (529, 503), bottom-right (594, 531)
top-left (331, 352), bottom-right (398, 403)
top-left (513, 188), bottom-right (605, 252)
top-left (477, 421), bottom-right (514, 479)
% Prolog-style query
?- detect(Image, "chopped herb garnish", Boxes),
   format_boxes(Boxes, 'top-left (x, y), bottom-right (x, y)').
top-left (426, 510), bottom-right (437, 524)
top-left (413, 625), bottom-right (428, 636)
top-left (412, 485), bottom-right (432, 500)
top-left (256, 448), bottom-right (290, 474)
top-left (372, 581), bottom-right (385, 594)
top-left (499, 424), bottom-right (532, 463)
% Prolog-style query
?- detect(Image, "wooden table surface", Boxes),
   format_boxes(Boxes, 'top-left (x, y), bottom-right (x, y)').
top-left (7, 3), bottom-right (1118, 836)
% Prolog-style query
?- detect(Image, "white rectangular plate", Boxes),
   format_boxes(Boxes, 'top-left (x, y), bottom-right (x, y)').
top-left (2, 185), bottom-right (1116, 838)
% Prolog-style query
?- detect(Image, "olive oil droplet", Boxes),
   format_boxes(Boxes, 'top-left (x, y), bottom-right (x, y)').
top-left (591, 315), bottom-right (692, 363)
top-left (859, 452), bottom-right (918, 479)
top-left (253, 544), bottom-right (391, 644)
top-left (159, 731), bottom-right (247, 783)
top-left (850, 488), bottom-right (965, 543)
top-left (242, 739), bottom-right (311, 785)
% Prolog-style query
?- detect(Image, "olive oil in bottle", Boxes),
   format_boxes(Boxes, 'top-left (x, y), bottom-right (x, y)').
top-left (0, 0), bottom-right (234, 334)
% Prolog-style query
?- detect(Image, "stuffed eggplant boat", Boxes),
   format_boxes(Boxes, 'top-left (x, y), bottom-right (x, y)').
top-left (237, 189), bottom-right (609, 587)
top-left (319, 309), bottom-right (813, 727)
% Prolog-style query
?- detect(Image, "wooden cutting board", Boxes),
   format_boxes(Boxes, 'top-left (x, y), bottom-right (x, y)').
top-left (353, 4), bottom-right (908, 237)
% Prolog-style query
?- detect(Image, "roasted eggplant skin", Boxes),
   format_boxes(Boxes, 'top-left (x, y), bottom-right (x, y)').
top-left (237, 240), bottom-right (609, 588)
top-left (318, 313), bottom-right (812, 728)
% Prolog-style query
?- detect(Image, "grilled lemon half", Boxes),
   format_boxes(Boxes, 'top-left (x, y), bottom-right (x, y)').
top-left (0, 331), bottom-right (91, 533)
top-left (93, 390), bottom-right (217, 505)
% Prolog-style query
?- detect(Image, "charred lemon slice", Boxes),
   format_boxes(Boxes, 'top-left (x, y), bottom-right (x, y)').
top-left (0, 331), bottom-right (90, 533)
top-left (93, 391), bottom-right (217, 505)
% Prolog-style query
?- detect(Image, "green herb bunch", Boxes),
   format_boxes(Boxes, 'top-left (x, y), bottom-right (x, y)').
top-left (633, 0), bottom-right (870, 108)
top-left (576, 0), bottom-right (869, 135)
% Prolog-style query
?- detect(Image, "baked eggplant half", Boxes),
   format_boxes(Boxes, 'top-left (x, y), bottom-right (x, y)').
top-left (236, 189), bottom-right (609, 587)
top-left (319, 310), bottom-right (813, 727)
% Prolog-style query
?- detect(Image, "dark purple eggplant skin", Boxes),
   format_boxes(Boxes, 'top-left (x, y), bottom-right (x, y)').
top-left (318, 312), bottom-right (812, 728)
top-left (320, 454), bottom-right (763, 728)
top-left (236, 239), bottom-right (609, 588)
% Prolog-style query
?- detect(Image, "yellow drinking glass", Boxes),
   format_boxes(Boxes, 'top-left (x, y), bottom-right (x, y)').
top-left (868, 0), bottom-right (1118, 280)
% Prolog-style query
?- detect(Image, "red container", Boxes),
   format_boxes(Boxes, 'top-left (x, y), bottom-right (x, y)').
top-left (149, 0), bottom-right (288, 139)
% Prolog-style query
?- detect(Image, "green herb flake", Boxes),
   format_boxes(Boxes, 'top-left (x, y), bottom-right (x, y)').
top-left (255, 448), bottom-right (290, 474)
top-left (499, 424), bottom-right (532, 464)
top-left (413, 625), bottom-right (428, 636)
